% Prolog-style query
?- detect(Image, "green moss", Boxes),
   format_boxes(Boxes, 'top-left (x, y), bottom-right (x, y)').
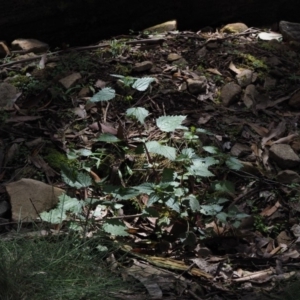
top-left (45, 149), bottom-right (78, 170)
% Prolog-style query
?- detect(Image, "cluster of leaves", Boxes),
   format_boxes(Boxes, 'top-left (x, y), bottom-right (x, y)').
top-left (40, 75), bottom-right (248, 244)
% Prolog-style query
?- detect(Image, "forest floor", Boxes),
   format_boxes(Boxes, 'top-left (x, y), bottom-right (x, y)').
top-left (1, 25), bottom-right (300, 299)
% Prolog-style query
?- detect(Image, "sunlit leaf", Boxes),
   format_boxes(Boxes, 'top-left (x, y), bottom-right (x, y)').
top-left (132, 77), bottom-right (155, 91)
top-left (156, 115), bottom-right (187, 132)
top-left (126, 107), bottom-right (149, 124)
top-left (96, 133), bottom-right (121, 143)
top-left (102, 219), bottom-right (129, 236)
top-left (145, 141), bottom-right (176, 161)
top-left (90, 87), bottom-right (115, 102)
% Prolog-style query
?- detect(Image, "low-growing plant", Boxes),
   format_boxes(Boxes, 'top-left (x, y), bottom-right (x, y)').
top-left (40, 90), bottom-right (247, 245)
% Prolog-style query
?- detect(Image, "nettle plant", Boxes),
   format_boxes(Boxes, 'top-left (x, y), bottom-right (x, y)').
top-left (41, 76), bottom-right (248, 242)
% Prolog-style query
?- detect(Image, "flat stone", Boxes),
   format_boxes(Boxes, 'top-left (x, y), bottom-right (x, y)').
top-left (132, 61), bottom-right (153, 72)
top-left (0, 41), bottom-right (10, 58)
top-left (279, 21), bottom-right (300, 42)
top-left (277, 170), bottom-right (300, 184)
top-left (220, 82), bottom-right (242, 107)
top-left (221, 23), bottom-right (248, 33)
top-left (243, 84), bottom-right (258, 108)
top-left (167, 53), bottom-right (181, 62)
top-left (5, 178), bottom-right (64, 221)
top-left (187, 77), bottom-right (207, 94)
top-left (59, 72), bottom-right (82, 89)
top-left (269, 144), bottom-right (300, 169)
top-left (236, 69), bottom-right (253, 88)
top-left (144, 20), bottom-right (177, 33)
top-left (11, 38), bottom-right (49, 53)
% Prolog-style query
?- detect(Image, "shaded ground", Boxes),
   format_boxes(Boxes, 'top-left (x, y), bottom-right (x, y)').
top-left (1, 25), bottom-right (300, 299)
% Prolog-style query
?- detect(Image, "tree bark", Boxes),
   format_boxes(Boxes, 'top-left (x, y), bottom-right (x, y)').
top-left (0, 0), bottom-right (296, 47)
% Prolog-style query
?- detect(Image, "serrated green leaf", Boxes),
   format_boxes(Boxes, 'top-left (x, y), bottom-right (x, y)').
top-left (156, 115), bottom-right (187, 132)
top-left (62, 170), bottom-right (91, 188)
top-left (40, 208), bottom-right (66, 224)
top-left (226, 157), bottom-right (243, 170)
top-left (165, 197), bottom-right (180, 213)
top-left (58, 194), bottom-right (83, 214)
top-left (103, 185), bottom-right (140, 200)
top-left (216, 212), bottom-right (228, 223)
top-left (102, 219), bottom-right (129, 236)
top-left (132, 77), bottom-right (155, 91)
top-left (142, 207), bottom-right (159, 217)
top-left (96, 133), bottom-right (121, 143)
top-left (187, 195), bottom-right (201, 212)
top-left (200, 204), bottom-right (223, 215)
top-left (76, 149), bottom-right (93, 157)
top-left (126, 107), bottom-right (149, 124)
top-left (147, 193), bottom-right (160, 206)
top-left (133, 182), bottom-right (155, 194)
top-left (90, 87), bottom-right (115, 102)
top-left (203, 146), bottom-right (219, 154)
top-left (211, 180), bottom-right (235, 194)
top-left (161, 168), bottom-right (176, 182)
top-left (145, 141), bottom-right (176, 161)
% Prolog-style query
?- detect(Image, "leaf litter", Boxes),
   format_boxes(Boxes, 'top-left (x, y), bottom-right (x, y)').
top-left (1, 23), bottom-right (300, 299)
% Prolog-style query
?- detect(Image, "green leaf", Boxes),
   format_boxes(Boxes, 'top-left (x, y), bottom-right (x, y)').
top-left (90, 87), bottom-right (115, 102)
top-left (186, 195), bottom-right (201, 212)
top-left (126, 107), bottom-right (149, 124)
top-left (102, 219), bottom-right (129, 236)
top-left (133, 182), bottom-right (155, 194)
top-left (226, 157), bottom-right (243, 170)
top-left (187, 158), bottom-right (215, 177)
top-left (211, 180), bottom-right (235, 194)
top-left (132, 77), bottom-right (155, 91)
top-left (161, 168), bottom-right (176, 182)
top-left (145, 141), bottom-right (176, 160)
top-left (216, 212), bottom-right (228, 223)
top-left (203, 146), bottom-right (219, 154)
top-left (200, 204), bottom-right (223, 216)
top-left (62, 169), bottom-right (91, 188)
top-left (58, 194), bottom-right (83, 214)
top-left (40, 208), bottom-right (66, 224)
top-left (165, 197), bottom-right (180, 213)
top-left (156, 115), bottom-right (187, 132)
top-left (142, 207), bottom-right (160, 217)
top-left (103, 185), bottom-right (140, 200)
top-left (96, 133), bottom-right (121, 143)
top-left (147, 193), bottom-right (160, 206)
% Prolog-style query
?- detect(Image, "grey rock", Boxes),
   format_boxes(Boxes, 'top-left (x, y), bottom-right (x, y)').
top-left (269, 144), bottom-right (300, 169)
top-left (167, 53), bottom-right (181, 62)
top-left (279, 21), bottom-right (300, 42)
top-left (133, 61), bottom-right (153, 72)
top-left (187, 77), bottom-right (207, 94)
top-left (243, 84), bottom-right (258, 108)
top-left (220, 82), bottom-right (242, 107)
top-left (0, 41), bottom-right (10, 58)
top-left (59, 72), bottom-right (82, 89)
top-left (236, 69), bottom-right (253, 88)
top-left (172, 57), bottom-right (188, 68)
top-left (277, 170), bottom-right (300, 184)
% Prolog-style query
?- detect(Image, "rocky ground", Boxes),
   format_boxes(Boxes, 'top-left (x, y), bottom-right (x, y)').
top-left (1, 20), bottom-right (300, 299)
